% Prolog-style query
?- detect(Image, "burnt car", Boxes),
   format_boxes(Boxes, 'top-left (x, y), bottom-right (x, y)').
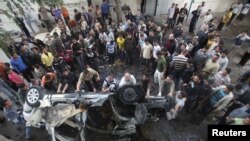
top-left (23, 85), bottom-right (174, 141)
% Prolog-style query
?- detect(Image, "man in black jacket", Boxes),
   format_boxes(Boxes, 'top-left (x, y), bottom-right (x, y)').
top-left (183, 74), bottom-right (205, 113)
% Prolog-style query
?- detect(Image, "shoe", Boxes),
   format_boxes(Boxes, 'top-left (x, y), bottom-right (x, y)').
top-left (170, 110), bottom-right (176, 119)
top-left (167, 112), bottom-right (172, 120)
top-left (157, 92), bottom-right (162, 97)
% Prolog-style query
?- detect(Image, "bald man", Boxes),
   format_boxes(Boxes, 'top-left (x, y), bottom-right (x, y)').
top-left (119, 73), bottom-right (136, 87)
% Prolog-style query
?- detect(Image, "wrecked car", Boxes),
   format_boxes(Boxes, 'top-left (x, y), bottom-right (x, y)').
top-left (23, 85), bottom-right (174, 141)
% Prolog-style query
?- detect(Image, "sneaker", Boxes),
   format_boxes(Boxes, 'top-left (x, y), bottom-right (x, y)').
top-left (157, 92), bottom-right (162, 97)
top-left (167, 112), bottom-right (172, 120)
top-left (170, 110), bottom-right (176, 119)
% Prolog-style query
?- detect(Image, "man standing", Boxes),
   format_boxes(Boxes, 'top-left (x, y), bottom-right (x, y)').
top-left (41, 47), bottom-right (54, 71)
top-left (217, 8), bottom-right (233, 31)
top-left (14, 12), bottom-right (31, 38)
top-left (167, 3), bottom-right (176, 28)
top-left (10, 53), bottom-right (34, 82)
top-left (106, 40), bottom-right (116, 66)
top-left (38, 6), bottom-right (52, 32)
top-left (172, 49), bottom-right (188, 91)
top-left (189, 5), bottom-right (202, 33)
top-left (154, 51), bottom-right (166, 96)
top-left (196, 9), bottom-right (213, 33)
top-left (202, 54), bottom-right (220, 79)
top-left (141, 39), bottom-right (153, 69)
top-left (61, 4), bottom-right (70, 25)
top-left (212, 68), bottom-right (231, 87)
top-left (125, 34), bottom-right (136, 65)
top-left (177, 3), bottom-right (188, 25)
top-left (227, 2), bottom-right (243, 26)
top-left (101, 0), bottom-right (112, 21)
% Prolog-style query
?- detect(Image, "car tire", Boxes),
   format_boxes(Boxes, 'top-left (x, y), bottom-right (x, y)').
top-left (117, 85), bottom-right (144, 105)
top-left (25, 86), bottom-right (44, 107)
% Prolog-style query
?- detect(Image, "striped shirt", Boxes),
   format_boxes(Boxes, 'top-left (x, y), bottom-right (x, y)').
top-left (172, 55), bottom-right (188, 70)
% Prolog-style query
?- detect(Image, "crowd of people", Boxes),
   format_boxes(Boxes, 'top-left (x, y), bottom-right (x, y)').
top-left (1, 0), bottom-right (250, 140)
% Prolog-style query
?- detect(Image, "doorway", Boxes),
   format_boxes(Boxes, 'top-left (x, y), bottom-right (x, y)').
top-left (141, 0), bottom-right (145, 14)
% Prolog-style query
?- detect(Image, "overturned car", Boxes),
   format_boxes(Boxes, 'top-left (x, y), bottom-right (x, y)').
top-left (23, 85), bottom-right (174, 141)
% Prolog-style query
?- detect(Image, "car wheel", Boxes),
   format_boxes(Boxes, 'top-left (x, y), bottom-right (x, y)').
top-left (117, 85), bottom-right (143, 105)
top-left (25, 87), bottom-right (44, 107)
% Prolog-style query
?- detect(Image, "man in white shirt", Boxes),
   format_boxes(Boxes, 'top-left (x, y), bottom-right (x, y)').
top-left (141, 39), bottom-right (153, 68)
top-left (152, 41), bottom-right (161, 74)
top-left (196, 9), bottom-right (213, 33)
top-left (119, 72), bottom-right (136, 87)
top-left (218, 50), bottom-right (229, 71)
top-left (168, 3), bottom-right (176, 28)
